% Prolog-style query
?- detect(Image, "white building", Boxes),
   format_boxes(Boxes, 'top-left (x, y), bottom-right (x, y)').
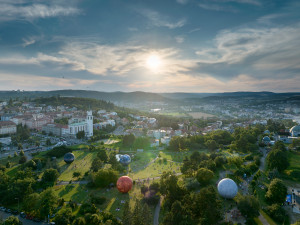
top-left (0, 121), bottom-right (17, 135)
top-left (68, 111), bottom-right (93, 138)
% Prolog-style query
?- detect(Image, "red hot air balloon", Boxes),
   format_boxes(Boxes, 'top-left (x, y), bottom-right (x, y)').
top-left (117, 176), bottom-right (133, 193)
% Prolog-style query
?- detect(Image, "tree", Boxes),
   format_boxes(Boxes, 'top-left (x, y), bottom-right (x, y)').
top-left (46, 138), bottom-right (51, 146)
top-left (196, 168), bottom-right (214, 185)
top-left (72, 217), bottom-right (86, 225)
top-left (236, 195), bottom-right (260, 219)
top-left (97, 150), bottom-right (108, 162)
top-left (163, 200), bottom-right (190, 225)
top-left (76, 131), bottom-right (85, 139)
top-left (91, 158), bottom-right (103, 172)
top-left (91, 169), bottom-right (119, 188)
top-left (265, 178), bottom-right (287, 204)
top-left (160, 171), bottom-right (186, 209)
top-left (6, 161), bottom-right (11, 168)
top-left (23, 193), bottom-right (40, 215)
top-left (38, 188), bottom-right (58, 219)
top-left (267, 149), bottom-right (289, 172)
top-left (19, 149), bottom-right (24, 156)
top-left (55, 208), bottom-right (73, 225)
top-left (122, 201), bottom-right (131, 225)
top-left (35, 141), bottom-right (40, 147)
top-left (4, 216), bottom-right (22, 225)
top-left (19, 155), bottom-right (27, 164)
top-left (205, 140), bottom-right (218, 152)
top-left (265, 204), bottom-right (289, 224)
top-left (42, 168), bottom-right (59, 183)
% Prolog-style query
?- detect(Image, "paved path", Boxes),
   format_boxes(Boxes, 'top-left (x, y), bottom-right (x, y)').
top-left (153, 196), bottom-right (163, 225)
top-left (57, 180), bottom-right (89, 185)
top-left (258, 213), bottom-right (270, 225)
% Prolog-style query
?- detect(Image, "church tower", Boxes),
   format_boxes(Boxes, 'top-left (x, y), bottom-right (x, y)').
top-left (86, 110), bottom-right (93, 137)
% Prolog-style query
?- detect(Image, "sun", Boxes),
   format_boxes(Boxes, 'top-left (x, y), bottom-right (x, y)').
top-left (146, 54), bottom-right (161, 71)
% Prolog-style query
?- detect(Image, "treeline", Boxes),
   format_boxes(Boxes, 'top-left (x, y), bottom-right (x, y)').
top-left (34, 96), bottom-right (115, 111)
top-left (168, 126), bottom-right (262, 153)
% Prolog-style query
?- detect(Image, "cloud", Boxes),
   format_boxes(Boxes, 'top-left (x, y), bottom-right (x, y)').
top-left (22, 37), bottom-right (36, 47)
top-left (198, 3), bottom-right (238, 12)
top-left (175, 36), bottom-right (185, 43)
top-left (194, 23), bottom-right (300, 79)
top-left (0, 1), bottom-right (80, 21)
top-left (176, 0), bottom-right (189, 4)
top-left (215, 0), bottom-right (261, 6)
top-left (138, 9), bottom-right (186, 29)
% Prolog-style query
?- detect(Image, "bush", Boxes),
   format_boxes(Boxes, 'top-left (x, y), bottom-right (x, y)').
top-left (73, 172), bottom-right (81, 178)
top-left (46, 145), bottom-right (71, 158)
top-left (265, 204), bottom-right (289, 224)
top-left (90, 195), bottom-right (106, 205)
top-left (91, 169), bottom-right (119, 188)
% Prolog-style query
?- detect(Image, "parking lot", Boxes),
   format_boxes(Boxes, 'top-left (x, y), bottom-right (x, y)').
top-left (0, 211), bottom-right (48, 225)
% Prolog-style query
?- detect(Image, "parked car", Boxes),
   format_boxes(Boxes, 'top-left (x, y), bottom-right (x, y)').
top-left (33, 218), bottom-right (41, 222)
top-left (5, 208), bottom-right (11, 213)
top-left (20, 212), bottom-right (26, 218)
top-left (0, 207), bottom-right (6, 211)
top-left (12, 210), bottom-right (19, 215)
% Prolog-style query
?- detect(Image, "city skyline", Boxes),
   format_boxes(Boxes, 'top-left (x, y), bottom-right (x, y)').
top-left (0, 0), bottom-right (300, 92)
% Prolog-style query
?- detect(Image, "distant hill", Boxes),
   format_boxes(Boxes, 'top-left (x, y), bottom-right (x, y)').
top-left (0, 90), bottom-right (175, 104)
top-left (0, 90), bottom-right (299, 104)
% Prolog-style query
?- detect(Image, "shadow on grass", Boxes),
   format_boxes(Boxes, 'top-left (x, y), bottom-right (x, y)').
top-left (59, 184), bottom-right (75, 198)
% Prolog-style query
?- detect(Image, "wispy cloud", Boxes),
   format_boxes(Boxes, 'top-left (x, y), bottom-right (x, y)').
top-left (175, 36), bottom-right (185, 43)
top-left (215, 0), bottom-right (262, 6)
top-left (194, 23), bottom-right (300, 79)
top-left (138, 9), bottom-right (186, 29)
top-left (0, 1), bottom-right (80, 21)
top-left (198, 3), bottom-right (238, 12)
top-left (176, 0), bottom-right (189, 4)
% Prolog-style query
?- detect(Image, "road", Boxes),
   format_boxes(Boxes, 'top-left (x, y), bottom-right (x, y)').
top-left (0, 211), bottom-right (47, 225)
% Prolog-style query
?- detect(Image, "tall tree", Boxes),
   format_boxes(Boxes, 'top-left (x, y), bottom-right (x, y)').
top-left (265, 178), bottom-right (287, 204)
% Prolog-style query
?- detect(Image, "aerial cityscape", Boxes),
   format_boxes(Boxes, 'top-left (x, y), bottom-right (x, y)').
top-left (0, 0), bottom-right (300, 225)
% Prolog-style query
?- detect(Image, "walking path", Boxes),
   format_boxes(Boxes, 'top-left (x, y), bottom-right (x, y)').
top-left (153, 196), bottom-right (163, 225)
top-left (258, 213), bottom-right (270, 225)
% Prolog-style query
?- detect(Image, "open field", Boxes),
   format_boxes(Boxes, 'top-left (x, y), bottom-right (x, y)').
top-left (284, 151), bottom-right (300, 182)
top-left (188, 112), bottom-right (216, 119)
top-left (54, 183), bottom-right (155, 219)
top-left (157, 112), bottom-right (189, 117)
top-left (57, 150), bottom-right (98, 181)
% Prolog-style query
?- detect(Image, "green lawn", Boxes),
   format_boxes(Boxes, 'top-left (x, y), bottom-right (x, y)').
top-left (129, 151), bottom-right (157, 173)
top-left (284, 151), bottom-right (300, 182)
top-left (57, 150), bottom-right (98, 181)
top-left (54, 183), bottom-right (154, 220)
top-left (130, 158), bottom-right (181, 180)
top-left (54, 184), bottom-right (89, 203)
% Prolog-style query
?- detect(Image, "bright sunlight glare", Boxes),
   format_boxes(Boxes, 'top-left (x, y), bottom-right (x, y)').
top-left (146, 54), bottom-right (161, 70)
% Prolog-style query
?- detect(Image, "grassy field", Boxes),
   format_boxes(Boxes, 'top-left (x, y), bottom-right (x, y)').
top-left (188, 112), bottom-right (216, 119)
top-left (57, 150), bottom-right (98, 181)
top-left (54, 183), bottom-right (154, 220)
top-left (284, 151), bottom-right (300, 182)
top-left (157, 112), bottom-right (189, 117)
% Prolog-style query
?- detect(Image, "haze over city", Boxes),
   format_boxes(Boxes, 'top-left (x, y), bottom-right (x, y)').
top-left (0, 0), bottom-right (300, 92)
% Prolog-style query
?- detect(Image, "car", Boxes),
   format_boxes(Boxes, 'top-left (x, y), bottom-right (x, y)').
top-left (20, 212), bottom-right (26, 218)
top-left (33, 218), bottom-right (41, 222)
top-left (0, 207), bottom-right (5, 211)
top-left (5, 208), bottom-right (11, 213)
top-left (12, 210), bottom-right (19, 215)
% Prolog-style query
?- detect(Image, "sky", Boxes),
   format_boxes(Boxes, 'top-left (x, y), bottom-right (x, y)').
top-left (0, 0), bottom-right (300, 93)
